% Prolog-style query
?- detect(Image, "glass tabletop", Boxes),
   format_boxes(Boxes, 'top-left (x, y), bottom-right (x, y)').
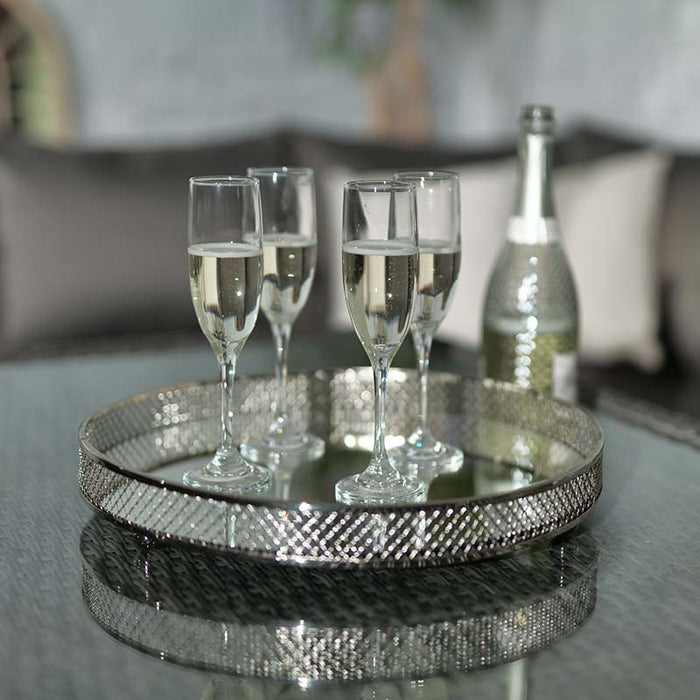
top-left (2, 335), bottom-right (700, 699)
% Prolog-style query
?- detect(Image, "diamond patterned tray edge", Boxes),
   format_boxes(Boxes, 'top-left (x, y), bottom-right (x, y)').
top-left (77, 369), bottom-right (604, 568)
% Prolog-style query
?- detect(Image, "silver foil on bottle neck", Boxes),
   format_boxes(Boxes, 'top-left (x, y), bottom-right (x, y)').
top-left (514, 104), bottom-right (556, 219)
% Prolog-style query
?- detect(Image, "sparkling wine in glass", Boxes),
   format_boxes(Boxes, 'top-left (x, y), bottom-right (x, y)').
top-left (184, 176), bottom-right (272, 494)
top-left (239, 167), bottom-right (325, 467)
top-left (388, 171), bottom-right (464, 476)
top-left (335, 180), bottom-right (426, 505)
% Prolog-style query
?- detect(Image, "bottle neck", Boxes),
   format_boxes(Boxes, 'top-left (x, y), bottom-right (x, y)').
top-left (513, 132), bottom-right (555, 220)
top-left (509, 131), bottom-right (558, 244)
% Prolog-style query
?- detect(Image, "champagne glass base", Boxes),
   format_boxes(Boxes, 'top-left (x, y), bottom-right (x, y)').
top-left (240, 433), bottom-right (325, 468)
top-left (389, 439), bottom-right (464, 476)
top-left (335, 473), bottom-right (426, 506)
top-left (183, 460), bottom-right (272, 495)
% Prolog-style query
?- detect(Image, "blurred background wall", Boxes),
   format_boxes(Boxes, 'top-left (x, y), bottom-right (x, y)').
top-left (3, 0), bottom-right (700, 410)
top-left (13, 0), bottom-right (700, 148)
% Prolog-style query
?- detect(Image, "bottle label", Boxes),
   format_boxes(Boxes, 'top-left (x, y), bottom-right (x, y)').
top-left (552, 352), bottom-right (577, 402)
top-left (507, 216), bottom-right (560, 244)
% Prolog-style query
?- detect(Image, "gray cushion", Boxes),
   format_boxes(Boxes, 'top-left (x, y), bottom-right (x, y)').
top-left (559, 130), bottom-right (700, 373)
top-left (0, 135), bottom-right (283, 349)
top-left (659, 156), bottom-right (700, 372)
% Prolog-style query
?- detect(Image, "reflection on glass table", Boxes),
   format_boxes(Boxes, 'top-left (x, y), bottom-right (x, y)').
top-left (80, 514), bottom-right (597, 696)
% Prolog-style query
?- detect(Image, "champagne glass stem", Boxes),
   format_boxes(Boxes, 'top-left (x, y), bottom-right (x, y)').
top-left (274, 474), bottom-right (292, 500)
top-left (217, 354), bottom-right (239, 465)
top-left (271, 322), bottom-right (291, 425)
top-left (366, 355), bottom-right (394, 479)
top-left (413, 330), bottom-right (433, 440)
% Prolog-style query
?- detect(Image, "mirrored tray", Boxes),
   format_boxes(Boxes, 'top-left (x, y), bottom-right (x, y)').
top-left (78, 368), bottom-right (604, 568)
top-left (80, 514), bottom-right (598, 685)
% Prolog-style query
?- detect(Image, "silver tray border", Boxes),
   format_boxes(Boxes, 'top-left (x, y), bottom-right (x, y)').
top-left (78, 369), bottom-right (604, 568)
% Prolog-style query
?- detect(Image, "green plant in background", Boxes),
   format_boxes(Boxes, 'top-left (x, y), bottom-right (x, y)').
top-left (311, 0), bottom-right (398, 74)
top-left (303, 0), bottom-right (481, 141)
top-left (306, 0), bottom-right (481, 72)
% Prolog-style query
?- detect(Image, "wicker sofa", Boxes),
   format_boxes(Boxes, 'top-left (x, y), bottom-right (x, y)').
top-left (1, 127), bottom-right (698, 416)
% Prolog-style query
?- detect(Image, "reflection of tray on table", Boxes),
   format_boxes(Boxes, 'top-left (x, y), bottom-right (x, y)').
top-left (81, 514), bottom-right (598, 683)
top-left (78, 368), bottom-right (604, 568)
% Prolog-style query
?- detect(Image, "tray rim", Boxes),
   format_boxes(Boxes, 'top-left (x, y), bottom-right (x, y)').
top-left (79, 498), bottom-right (595, 569)
top-left (78, 367), bottom-right (605, 514)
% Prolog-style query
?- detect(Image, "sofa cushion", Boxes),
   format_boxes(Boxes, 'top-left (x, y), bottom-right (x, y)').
top-left (659, 155), bottom-right (700, 372)
top-left (0, 135), bottom-right (284, 348)
top-left (558, 129), bottom-right (700, 373)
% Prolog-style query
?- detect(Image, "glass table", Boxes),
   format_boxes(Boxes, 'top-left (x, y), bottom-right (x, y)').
top-left (2, 333), bottom-right (700, 699)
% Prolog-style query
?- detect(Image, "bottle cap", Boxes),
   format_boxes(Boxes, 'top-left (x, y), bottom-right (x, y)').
top-left (519, 104), bottom-right (555, 136)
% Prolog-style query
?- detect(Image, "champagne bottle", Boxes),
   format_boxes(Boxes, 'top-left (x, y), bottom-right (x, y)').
top-left (481, 105), bottom-right (579, 401)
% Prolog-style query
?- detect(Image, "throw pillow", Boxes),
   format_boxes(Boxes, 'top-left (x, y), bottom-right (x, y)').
top-left (0, 136), bottom-right (284, 348)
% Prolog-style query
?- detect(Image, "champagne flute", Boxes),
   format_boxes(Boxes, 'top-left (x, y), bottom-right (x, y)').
top-left (335, 180), bottom-right (426, 505)
top-left (240, 167), bottom-right (325, 467)
top-left (184, 176), bottom-right (272, 494)
top-left (388, 171), bottom-right (464, 475)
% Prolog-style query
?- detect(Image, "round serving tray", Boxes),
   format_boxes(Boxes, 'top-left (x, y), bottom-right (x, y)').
top-left (78, 368), bottom-right (604, 568)
top-left (80, 514), bottom-right (598, 684)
